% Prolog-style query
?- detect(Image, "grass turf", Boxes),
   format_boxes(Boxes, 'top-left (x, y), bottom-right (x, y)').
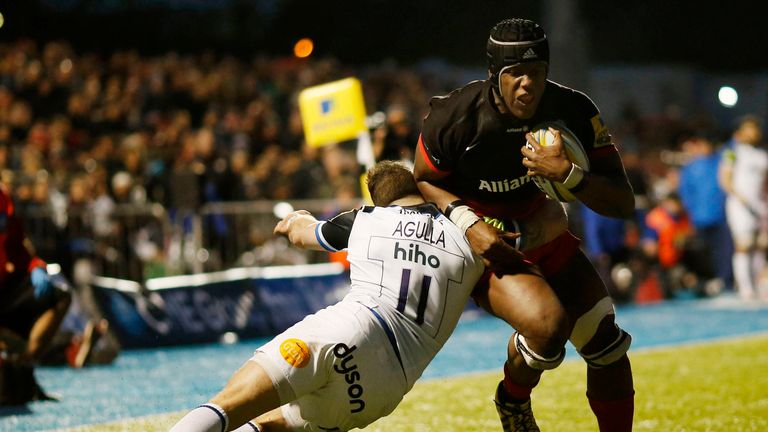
top-left (67, 334), bottom-right (768, 431)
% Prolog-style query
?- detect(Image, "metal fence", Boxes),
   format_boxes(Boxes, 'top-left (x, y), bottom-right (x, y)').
top-left (19, 198), bottom-right (362, 283)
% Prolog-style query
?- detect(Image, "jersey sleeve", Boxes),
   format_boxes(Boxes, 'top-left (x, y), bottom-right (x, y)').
top-left (419, 94), bottom-right (469, 174)
top-left (315, 208), bottom-right (359, 252)
top-left (567, 90), bottom-right (618, 162)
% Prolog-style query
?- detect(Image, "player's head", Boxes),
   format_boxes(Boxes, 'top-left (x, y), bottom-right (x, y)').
top-left (487, 18), bottom-right (549, 119)
top-left (488, 18), bottom-right (549, 84)
top-left (733, 114), bottom-right (763, 146)
top-left (366, 161), bottom-right (422, 206)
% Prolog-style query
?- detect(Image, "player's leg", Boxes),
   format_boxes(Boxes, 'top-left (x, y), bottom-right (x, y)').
top-left (727, 200), bottom-right (759, 299)
top-left (475, 271), bottom-right (569, 431)
top-left (550, 250), bottom-right (634, 432)
top-left (27, 290), bottom-right (71, 361)
top-left (237, 407), bottom-right (293, 431)
top-left (481, 272), bottom-right (570, 385)
top-left (170, 360), bottom-right (281, 432)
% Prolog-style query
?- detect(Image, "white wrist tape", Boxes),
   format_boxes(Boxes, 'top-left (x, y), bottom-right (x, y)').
top-left (562, 163), bottom-right (585, 190)
top-left (449, 205), bottom-right (481, 233)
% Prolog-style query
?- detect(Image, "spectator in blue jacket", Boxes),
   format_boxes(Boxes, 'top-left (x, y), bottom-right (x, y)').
top-left (678, 132), bottom-right (733, 293)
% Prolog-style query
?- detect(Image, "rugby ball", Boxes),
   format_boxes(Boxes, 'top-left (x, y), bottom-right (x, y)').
top-left (528, 122), bottom-right (590, 202)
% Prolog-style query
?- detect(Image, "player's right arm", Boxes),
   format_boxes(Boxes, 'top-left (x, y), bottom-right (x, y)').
top-left (275, 208), bottom-right (359, 253)
top-left (273, 210), bottom-right (325, 251)
top-left (414, 136), bottom-right (530, 273)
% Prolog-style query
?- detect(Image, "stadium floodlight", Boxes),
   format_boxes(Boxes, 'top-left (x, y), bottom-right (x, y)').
top-left (718, 86), bottom-right (738, 108)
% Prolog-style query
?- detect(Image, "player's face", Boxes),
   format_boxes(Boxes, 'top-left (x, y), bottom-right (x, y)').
top-left (499, 62), bottom-right (547, 119)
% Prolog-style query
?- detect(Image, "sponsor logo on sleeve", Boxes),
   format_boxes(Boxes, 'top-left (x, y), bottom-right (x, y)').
top-left (279, 338), bottom-right (311, 368)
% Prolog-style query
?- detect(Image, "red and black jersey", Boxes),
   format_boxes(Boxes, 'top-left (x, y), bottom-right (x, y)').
top-left (0, 186), bottom-right (45, 285)
top-left (418, 79), bottom-right (616, 221)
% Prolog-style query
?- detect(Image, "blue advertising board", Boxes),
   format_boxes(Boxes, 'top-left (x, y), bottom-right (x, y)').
top-left (91, 264), bottom-right (349, 347)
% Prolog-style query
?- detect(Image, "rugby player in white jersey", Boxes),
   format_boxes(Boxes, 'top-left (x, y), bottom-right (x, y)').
top-left (172, 160), bottom-right (545, 431)
top-left (720, 115), bottom-right (768, 299)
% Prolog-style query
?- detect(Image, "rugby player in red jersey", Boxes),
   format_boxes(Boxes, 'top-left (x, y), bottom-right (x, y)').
top-left (0, 184), bottom-right (71, 363)
top-left (414, 18), bottom-right (636, 432)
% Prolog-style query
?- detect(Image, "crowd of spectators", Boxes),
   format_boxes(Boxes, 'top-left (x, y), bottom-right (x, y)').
top-left (0, 39), bottom-right (456, 280)
top-left (1, 38), bottom-right (765, 302)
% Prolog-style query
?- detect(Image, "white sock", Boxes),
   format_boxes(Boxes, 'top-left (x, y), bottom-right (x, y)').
top-left (231, 421), bottom-right (262, 431)
top-left (169, 403), bottom-right (228, 432)
top-left (751, 250), bottom-right (765, 286)
top-left (733, 252), bottom-right (755, 298)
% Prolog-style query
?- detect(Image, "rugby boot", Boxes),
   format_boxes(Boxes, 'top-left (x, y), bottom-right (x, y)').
top-left (494, 381), bottom-right (540, 432)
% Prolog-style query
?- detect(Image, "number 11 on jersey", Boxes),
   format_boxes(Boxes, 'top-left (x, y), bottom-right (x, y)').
top-left (397, 269), bottom-right (432, 325)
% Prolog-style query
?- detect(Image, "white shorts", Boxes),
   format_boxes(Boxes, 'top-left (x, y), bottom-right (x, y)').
top-left (251, 300), bottom-right (408, 431)
top-left (726, 197), bottom-right (766, 242)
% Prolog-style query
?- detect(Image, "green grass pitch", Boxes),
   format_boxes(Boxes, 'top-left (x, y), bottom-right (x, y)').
top-left (68, 334), bottom-right (768, 431)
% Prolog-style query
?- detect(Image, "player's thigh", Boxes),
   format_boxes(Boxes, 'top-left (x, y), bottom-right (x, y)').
top-left (549, 249), bottom-right (611, 317)
top-left (727, 199), bottom-right (758, 250)
top-left (549, 249), bottom-right (626, 351)
top-left (476, 272), bottom-right (568, 340)
top-left (255, 302), bottom-right (407, 431)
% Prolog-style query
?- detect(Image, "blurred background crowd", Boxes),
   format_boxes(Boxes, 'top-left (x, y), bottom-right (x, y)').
top-left (1, 0), bottom-right (767, 307)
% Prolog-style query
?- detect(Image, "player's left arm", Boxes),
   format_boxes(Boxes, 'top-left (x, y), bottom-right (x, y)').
top-left (571, 99), bottom-right (636, 219)
top-left (571, 144), bottom-right (636, 219)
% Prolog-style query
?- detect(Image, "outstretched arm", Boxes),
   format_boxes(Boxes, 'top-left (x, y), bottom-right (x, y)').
top-left (273, 210), bottom-right (325, 251)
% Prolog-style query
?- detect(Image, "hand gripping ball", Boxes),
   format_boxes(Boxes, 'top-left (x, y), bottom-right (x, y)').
top-left (528, 122), bottom-right (590, 202)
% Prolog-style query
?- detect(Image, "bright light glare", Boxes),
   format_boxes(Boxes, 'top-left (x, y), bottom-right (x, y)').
top-left (273, 201), bottom-right (295, 219)
top-left (718, 86), bottom-right (738, 107)
top-left (293, 38), bottom-right (314, 58)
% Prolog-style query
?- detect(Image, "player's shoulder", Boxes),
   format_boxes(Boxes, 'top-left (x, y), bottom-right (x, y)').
top-left (543, 80), bottom-right (598, 112)
top-left (427, 80), bottom-right (489, 121)
top-left (538, 80), bottom-right (606, 148)
top-left (367, 203), bottom-right (441, 218)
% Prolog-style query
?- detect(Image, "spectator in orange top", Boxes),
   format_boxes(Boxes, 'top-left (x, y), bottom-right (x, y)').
top-left (643, 193), bottom-right (694, 296)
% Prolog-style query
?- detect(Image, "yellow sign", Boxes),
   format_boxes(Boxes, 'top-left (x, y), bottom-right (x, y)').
top-left (359, 173), bottom-right (372, 205)
top-left (298, 77), bottom-right (367, 147)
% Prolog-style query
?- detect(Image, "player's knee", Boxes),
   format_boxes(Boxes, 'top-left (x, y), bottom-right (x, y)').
top-left (538, 306), bottom-right (570, 349)
top-left (580, 325), bottom-right (631, 368)
top-left (525, 296), bottom-right (570, 347)
top-left (570, 297), bottom-right (632, 368)
top-left (513, 332), bottom-right (566, 371)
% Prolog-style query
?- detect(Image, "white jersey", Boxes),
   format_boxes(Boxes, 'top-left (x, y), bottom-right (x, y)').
top-left (316, 203), bottom-right (485, 387)
top-left (724, 142), bottom-right (768, 237)
top-left (253, 203), bottom-right (483, 431)
top-left (726, 142), bottom-right (768, 209)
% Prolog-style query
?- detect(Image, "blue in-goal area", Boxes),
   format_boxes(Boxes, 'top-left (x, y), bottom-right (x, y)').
top-left (3, 295), bottom-right (768, 431)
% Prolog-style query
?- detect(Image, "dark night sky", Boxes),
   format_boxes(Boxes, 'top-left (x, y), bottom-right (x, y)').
top-left (0, 0), bottom-right (766, 72)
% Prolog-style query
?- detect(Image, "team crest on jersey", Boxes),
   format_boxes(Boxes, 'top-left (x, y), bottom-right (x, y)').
top-left (279, 338), bottom-right (311, 368)
top-left (590, 114), bottom-right (613, 148)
